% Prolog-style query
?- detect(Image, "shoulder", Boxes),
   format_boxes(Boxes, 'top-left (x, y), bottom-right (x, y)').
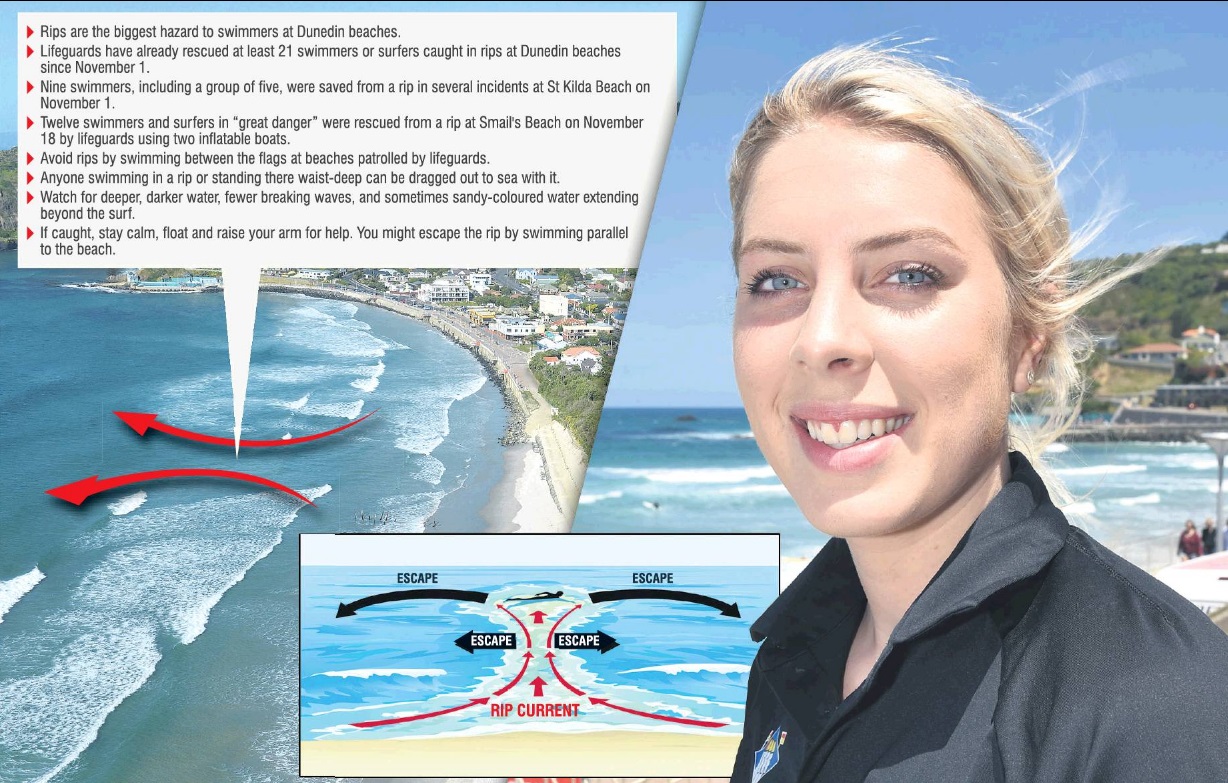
top-left (995, 527), bottom-right (1228, 778)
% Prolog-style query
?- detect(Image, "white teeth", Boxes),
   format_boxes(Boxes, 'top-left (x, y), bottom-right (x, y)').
top-left (838, 421), bottom-right (857, 444)
top-left (803, 415), bottom-right (910, 449)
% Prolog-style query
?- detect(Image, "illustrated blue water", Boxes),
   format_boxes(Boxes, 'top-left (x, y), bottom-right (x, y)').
top-left (301, 566), bottom-right (777, 740)
top-left (0, 255), bottom-right (507, 782)
top-left (576, 408), bottom-right (1220, 566)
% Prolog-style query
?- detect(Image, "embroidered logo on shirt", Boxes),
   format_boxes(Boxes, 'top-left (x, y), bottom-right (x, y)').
top-left (752, 726), bottom-right (787, 783)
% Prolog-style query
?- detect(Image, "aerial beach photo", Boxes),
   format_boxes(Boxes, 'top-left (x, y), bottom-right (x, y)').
top-left (0, 257), bottom-right (630, 783)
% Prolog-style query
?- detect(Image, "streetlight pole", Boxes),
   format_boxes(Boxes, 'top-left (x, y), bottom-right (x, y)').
top-left (1199, 432), bottom-right (1228, 553)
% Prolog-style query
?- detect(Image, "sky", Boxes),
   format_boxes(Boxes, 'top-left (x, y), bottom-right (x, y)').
top-left (606, 1), bottom-right (1228, 408)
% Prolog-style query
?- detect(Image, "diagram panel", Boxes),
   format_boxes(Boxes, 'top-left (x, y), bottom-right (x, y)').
top-left (299, 533), bottom-right (778, 777)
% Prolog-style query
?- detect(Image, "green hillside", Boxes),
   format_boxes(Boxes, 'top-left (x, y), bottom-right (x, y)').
top-left (0, 146), bottom-right (17, 249)
top-left (1081, 241), bottom-right (1228, 349)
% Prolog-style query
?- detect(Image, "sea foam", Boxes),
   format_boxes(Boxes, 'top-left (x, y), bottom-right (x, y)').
top-left (0, 567), bottom-right (45, 624)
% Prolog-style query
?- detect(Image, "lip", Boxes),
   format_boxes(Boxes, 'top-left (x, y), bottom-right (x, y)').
top-left (790, 403), bottom-right (913, 473)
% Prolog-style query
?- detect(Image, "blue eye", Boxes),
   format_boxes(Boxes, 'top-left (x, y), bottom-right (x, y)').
top-left (753, 274), bottom-right (803, 292)
top-left (887, 268), bottom-right (934, 286)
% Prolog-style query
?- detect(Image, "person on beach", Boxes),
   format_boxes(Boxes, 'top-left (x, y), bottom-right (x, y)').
top-left (728, 43), bottom-right (1228, 782)
top-left (1179, 519), bottom-right (1204, 560)
top-left (1201, 517), bottom-right (1218, 556)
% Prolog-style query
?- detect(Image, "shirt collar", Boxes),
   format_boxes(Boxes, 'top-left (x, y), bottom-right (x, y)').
top-left (751, 452), bottom-right (1069, 646)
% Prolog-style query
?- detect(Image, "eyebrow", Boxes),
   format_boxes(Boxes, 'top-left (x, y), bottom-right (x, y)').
top-left (853, 228), bottom-right (962, 255)
top-left (736, 227), bottom-right (964, 268)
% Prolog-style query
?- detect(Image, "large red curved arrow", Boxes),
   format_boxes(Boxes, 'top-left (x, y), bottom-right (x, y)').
top-left (545, 652), bottom-right (585, 696)
top-left (351, 697), bottom-right (488, 728)
top-left (546, 604), bottom-right (581, 648)
top-left (589, 697), bottom-right (727, 728)
top-left (46, 469), bottom-right (315, 506)
top-left (493, 652), bottom-right (534, 697)
top-left (498, 604), bottom-right (532, 648)
top-left (113, 409), bottom-right (376, 447)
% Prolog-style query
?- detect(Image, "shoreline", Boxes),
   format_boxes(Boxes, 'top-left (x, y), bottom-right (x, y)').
top-left (261, 281), bottom-right (577, 533)
top-left (300, 731), bottom-right (739, 777)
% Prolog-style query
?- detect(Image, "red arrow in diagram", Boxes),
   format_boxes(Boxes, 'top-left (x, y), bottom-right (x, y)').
top-left (46, 469), bottom-right (315, 506)
top-left (529, 676), bottom-right (548, 697)
top-left (530, 610), bottom-right (548, 624)
top-left (546, 604), bottom-right (581, 648)
top-left (113, 409), bottom-right (376, 448)
top-left (546, 652), bottom-right (585, 696)
top-left (498, 604), bottom-right (532, 648)
top-left (493, 652), bottom-right (534, 697)
top-left (351, 697), bottom-right (488, 728)
top-left (589, 697), bottom-right (728, 728)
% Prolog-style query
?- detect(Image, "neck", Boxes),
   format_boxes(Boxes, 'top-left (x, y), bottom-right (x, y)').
top-left (847, 452), bottom-right (1011, 648)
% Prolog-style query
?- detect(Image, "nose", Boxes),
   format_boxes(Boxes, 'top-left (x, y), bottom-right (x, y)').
top-left (788, 282), bottom-right (874, 375)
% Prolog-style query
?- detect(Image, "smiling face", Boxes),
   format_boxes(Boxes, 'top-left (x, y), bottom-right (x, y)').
top-left (733, 121), bottom-right (1041, 541)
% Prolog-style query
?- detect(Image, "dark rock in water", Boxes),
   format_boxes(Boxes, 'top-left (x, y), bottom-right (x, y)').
top-left (675, 414), bottom-right (698, 422)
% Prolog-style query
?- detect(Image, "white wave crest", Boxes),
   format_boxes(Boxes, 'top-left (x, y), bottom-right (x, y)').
top-left (1062, 500), bottom-right (1097, 515)
top-left (1053, 464), bottom-right (1146, 477)
top-left (596, 465), bottom-right (778, 484)
top-left (618, 663), bottom-right (750, 675)
top-left (107, 491), bottom-right (147, 516)
top-left (578, 490), bottom-right (624, 504)
top-left (350, 376), bottom-right (379, 393)
top-left (1115, 493), bottom-right (1161, 506)
top-left (313, 668), bottom-right (446, 679)
top-left (350, 360), bottom-right (386, 393)
top-left (0, 567), bottom-right (45, 624)
top-left (277, 393), bottom-right (310, 411)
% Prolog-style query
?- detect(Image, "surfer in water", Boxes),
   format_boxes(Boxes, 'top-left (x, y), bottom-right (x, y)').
top-left (508, 590), bottom-right (564, 602)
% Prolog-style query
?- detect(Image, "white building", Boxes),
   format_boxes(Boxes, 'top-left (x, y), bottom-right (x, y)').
top-left (468, 272), bottom-right (493, 293)
top-left (560, 322), bottom-right (615, 339)
top-left (516, 268), bottom-right (537, 282)
top-left (561, 345), bottom-right (603, 374)
top-left (297, 269), bottom-right (331, 280)
top-left (538, 294), bottom-right (570, 318)
top-left (417, 278), bottom-right (471, 303)
top-left (489, 316), bottom-right (544, 340)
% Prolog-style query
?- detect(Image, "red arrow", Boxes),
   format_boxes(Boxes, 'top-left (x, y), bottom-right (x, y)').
top-left (498, 604), bottom-right (532, 648)
top-left (26, 45), bottom-right (33, 58)
top-left (530, 610), bottom-right (547, 624)
top-left (351, 697), bottom-right (488, 728)
top-left (26, 81), bottom-right (33, 94)
top-left (529, 676), bottom-right (548, 697)
top-left (26, 192), bottom-right (33, 204)
top-left (547, 604), bottom-right (581, 648)
top-left (26, 172), bottom-right (33, 184)
top-left (588, 697), bottom-right (727, 728)
top-left (46, 469), bottom-right (315, 506)
top-left (25, 227), bottom-right (33, 240)
top-left (493, 652), bottom-right (534, 697)
top-left (25, 152), bottom-right (32, 164)
top-left (113, 409), bottom-right (376, 447)
top-left (26, 117), bottom-right (33, 129)
top-left (545, 652), bottom-right (585, 696)
top-left (27, 25), bottom-right (33, 38)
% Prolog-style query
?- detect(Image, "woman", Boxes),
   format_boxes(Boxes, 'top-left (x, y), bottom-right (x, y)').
top-left (728, 44), bottom-right (1228, 782)
top-left (1180, 519), bottom-right (1205, 560)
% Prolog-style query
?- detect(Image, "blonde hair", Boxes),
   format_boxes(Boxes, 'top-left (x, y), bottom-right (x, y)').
top-left (729, 42), bottom-right (1161, 487)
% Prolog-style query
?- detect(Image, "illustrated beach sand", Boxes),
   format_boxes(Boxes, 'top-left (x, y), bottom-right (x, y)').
top-left (300, 730), bottom-right (740, 777)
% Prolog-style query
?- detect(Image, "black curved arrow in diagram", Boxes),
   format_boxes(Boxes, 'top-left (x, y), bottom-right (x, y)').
top-left (588, 589), bottom-right (740, 618)
top-left (336, 589), bottom-right (489, 617)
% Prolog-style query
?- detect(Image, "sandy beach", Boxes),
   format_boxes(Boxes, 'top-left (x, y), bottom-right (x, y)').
top-left (300, 731), bottom-right (739, 778)
top-left (260, 279), bottom-right (587, 534)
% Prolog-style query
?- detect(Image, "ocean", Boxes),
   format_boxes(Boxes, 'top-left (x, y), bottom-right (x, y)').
top-left (575, 408), bottom-right (1219, 569)
top-left (0, 254), bottom-right (508, 782)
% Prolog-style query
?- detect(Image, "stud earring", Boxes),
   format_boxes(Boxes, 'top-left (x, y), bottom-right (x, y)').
top-left (1026, 369), bottom-right (1035, 385)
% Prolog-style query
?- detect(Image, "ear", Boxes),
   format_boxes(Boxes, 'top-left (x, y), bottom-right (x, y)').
top-left (1011, 332), bottom-right (1046, 394)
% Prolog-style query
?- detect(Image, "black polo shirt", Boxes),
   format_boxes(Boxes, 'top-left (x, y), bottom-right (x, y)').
top-left (733, 452), bottom-right (1228, 782)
